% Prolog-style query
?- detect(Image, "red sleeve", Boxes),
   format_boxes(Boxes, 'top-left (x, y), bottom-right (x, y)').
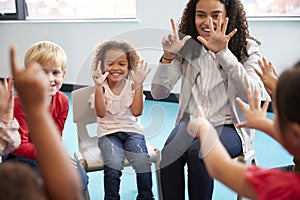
top-left (12, 96), bottom-right (37, 159)
top-left (245, 165), bottom-right (300, 200)
top-left (49, 91), bottom-right (69, 135)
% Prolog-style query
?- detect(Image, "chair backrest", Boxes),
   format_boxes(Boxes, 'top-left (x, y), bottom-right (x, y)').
top-left (72, 86), bottom-right (97, 151)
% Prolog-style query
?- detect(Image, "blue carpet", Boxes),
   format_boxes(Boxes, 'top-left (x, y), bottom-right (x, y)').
top-left (63, 93), bottom-right (293, 200)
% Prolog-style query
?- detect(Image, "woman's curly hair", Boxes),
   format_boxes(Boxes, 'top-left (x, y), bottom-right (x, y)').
top-left (178, 0), bottom-right (260, 62)
top-left (91, 40), bottom-right (140, 76)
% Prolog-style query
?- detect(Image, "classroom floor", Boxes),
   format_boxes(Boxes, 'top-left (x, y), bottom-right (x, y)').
top-left (63, 92), bottom-right (293, 200)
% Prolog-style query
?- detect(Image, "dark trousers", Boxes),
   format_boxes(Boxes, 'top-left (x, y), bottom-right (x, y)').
top-left (160, 120), bottom-right (242, 200)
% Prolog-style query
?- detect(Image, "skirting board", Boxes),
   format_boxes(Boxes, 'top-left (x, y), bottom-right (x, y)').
top-left (61, 83), bottom-right (273, 112)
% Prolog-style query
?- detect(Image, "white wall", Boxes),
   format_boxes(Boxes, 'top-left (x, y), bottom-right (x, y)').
top-left (1, 0), bottom-right (300, 95)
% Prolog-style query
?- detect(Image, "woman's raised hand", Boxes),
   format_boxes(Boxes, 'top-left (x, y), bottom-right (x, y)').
top-left (162, 18), bottom-right (191, 59)
top-left (197, 14), bottom-right (237, 53)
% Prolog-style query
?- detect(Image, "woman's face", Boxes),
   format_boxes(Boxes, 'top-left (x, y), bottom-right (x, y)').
top-left (194, 0), bottom-right (227, 41)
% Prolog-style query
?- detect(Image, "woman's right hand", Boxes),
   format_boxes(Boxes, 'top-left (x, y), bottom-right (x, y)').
top-left (162, 18), bottom-right (191, 60)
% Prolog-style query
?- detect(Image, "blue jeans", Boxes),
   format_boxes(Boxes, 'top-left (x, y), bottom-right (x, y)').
top-left (98, 132), bottom-right (154, 200)
top-left (2, 153), bottom-right (89, 198)
top-left (160, 119), bottom-right (242, 200)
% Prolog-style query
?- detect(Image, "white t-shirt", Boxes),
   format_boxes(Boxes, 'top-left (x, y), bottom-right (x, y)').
top-left (90, 79), bottom-right (144, 138)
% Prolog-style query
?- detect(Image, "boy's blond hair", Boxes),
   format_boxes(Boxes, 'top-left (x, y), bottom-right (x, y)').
top-left (24, 41), bottom-right (67, 71)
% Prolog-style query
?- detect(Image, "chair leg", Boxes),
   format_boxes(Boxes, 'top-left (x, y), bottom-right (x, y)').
top-left (155, 159), bottom-right (163, 200)
top-left (85, 187), bottom-right (90, 200)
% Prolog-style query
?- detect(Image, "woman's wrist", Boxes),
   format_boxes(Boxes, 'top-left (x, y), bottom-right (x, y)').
top-left (160, 53), bottom-right (176, 64)
top-left (163, 54), bottom-right (175, 60)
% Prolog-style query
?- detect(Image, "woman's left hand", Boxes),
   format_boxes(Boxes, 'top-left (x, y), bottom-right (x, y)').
top-left (197, 14), bottom-right (237, 53)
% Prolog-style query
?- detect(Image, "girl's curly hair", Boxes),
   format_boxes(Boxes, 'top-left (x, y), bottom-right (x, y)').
top-left (91, 40), bottom-right (140, 75)
top-left (178, 0), bottom-right (260, 62)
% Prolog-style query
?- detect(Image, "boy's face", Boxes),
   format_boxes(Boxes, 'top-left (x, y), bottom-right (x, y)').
top-left (42, 61), bottom-right (66, 97)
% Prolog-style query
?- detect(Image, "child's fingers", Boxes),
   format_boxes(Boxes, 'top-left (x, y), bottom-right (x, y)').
top-left (103, 72), bottom-right (109, 79)
top-left (246, 88), bottom-right (254, 109)
top-left (97, 61), bottom-right (102, 73)
top-left (253, 88), bottom-right (261, 110)
top-left (10, 45), bottom-right (21, 78)
top-left (235, 97), bottom-right (248, 113)
top-left (2, 78), bottom-right (8, 88)
top-left (261, 97), bottom-right (270, 112)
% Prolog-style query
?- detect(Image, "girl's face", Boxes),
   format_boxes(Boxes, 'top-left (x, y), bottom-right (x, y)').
top-left (42, 62), bottom-right (66, 97)
top-left (103, 48), bottom-right (129, 83)
top-left (195, 0), bottom-right (227, 41)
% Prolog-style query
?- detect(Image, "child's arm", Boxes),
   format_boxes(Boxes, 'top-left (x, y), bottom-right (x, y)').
top-left (94, 84), bottom-right (107, 118)
top-left (10, 46), bottom-right (82, 200)
top-left (131, 61), bottom-right (150, 116)
top-left (0, 78), bottom-right (20, 155)
top-left (187, 107), bottom-right (257, 199)
top-left (0, 78), bottom-right (14, 121)
top-left (92, 62), bottom-right (108, 118)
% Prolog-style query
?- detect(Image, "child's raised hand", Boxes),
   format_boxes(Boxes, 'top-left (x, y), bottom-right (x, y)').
top-left (255, 57), bottom-right (279, 98)
top-left (131, 60), bottom-right (150, 89)
top-left (10, 45), bottom-right (48, 112)
top-left (235, 88), bottom-right (269, 129)
top-left (197, 14), bottom-right (237, 53)
top-left (0, 78), bottom-right (14, 121)
top-left (92, 61), bottom-right (109, 86)
top-left (162, 18), bottom-right (191, 59)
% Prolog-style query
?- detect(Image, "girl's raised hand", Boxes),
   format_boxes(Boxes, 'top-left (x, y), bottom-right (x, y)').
top-left (131, 60), bottom-right (150, 89)
top-left (197, 14), bottom-right (237, 53)
top-left (162, 18), bottom-right (191, 59)
top-left (92, 61), bottom-right (109, 86)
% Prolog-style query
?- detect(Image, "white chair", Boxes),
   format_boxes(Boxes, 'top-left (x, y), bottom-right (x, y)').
top-left (232, 99), bottom-right (257, 200)
top-left (71, 86), bottom-right (162, 200)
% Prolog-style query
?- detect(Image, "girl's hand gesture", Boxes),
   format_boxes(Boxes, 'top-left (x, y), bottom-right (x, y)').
top-left (235, 88), bottom-right (269, 129)
top-left (197, 14), bottom-right (237, 53)
top-left (91, 61), bottom-right (109, 86)
top-left (0, 78), bottom-right (14, 121)
top-left (131, 61), bottom-right (150, 89)
top-left (162, 18), bottom-right (191, 59)
top-left (255, 57), bottom-right (279, 98)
